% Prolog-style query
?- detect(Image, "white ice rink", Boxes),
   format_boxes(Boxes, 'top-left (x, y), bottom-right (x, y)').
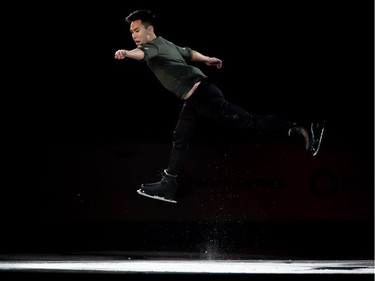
top-left (0, 258), bottom-right (373, 274)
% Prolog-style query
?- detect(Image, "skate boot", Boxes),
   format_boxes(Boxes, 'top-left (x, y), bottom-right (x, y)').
top-left (137, 169), bottom-right (178, 203)
top-left (289, 121), bottom-right (326, 156)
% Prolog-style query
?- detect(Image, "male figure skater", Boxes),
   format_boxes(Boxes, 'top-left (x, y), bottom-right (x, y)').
top-left (114, 9), bottom-right (325, 203)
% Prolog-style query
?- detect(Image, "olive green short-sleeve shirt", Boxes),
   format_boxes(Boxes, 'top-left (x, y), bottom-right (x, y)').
top-left (138, 36), bottom-right (207, 99)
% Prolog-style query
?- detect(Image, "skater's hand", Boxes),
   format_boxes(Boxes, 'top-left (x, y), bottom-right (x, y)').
top-left (205, 57), bottom-right (222, 69)
top-left (114, 49), bottom-right (127, 59)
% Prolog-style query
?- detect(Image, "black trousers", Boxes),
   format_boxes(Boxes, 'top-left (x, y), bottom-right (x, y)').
top-left (166, 80), bottom-right (293, 176)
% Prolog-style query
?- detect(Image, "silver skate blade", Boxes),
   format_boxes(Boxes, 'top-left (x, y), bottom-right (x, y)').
top-left (137, 189), bottom-right (177, 204)
top-left (311, 121), bottom-right (326, 157)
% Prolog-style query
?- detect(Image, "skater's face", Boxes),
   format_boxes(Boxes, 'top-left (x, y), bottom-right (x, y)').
top-left (129, 20), bottom-right (154, 47)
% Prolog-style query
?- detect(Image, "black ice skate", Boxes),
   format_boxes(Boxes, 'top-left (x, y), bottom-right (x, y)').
top-left (137, 169), bottom-right (177, 203)
top-left (289, 121), bottom-right (326, 156)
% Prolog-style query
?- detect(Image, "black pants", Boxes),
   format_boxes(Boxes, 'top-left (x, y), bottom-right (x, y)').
top-left (166, 80), bottom-right (293, 176)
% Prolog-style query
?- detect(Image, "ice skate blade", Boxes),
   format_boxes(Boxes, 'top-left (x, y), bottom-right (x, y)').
top-left (311, 121), bottom-right (326, 157)
top-left (137, 189), bottom-right (177, 204)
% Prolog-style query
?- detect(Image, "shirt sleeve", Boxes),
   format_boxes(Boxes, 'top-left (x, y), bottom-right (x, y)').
top-left (138, 43), bottom-right (159, 60)
top-left (175, 45), bottom-right (193, 60)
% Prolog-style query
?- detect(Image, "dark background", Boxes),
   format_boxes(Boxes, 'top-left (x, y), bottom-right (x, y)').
top-left (9, 1), bottom-right (373, 144)
top-left (2, 0), bottom-right (373, 260)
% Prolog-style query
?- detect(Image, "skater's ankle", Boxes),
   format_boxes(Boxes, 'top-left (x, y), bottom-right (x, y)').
top-left (164, 169), bottom-right (177, 178)
top-left (288, 126), bottom-right (302, 137)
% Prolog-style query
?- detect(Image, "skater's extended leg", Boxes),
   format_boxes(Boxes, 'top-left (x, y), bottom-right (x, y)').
top-left (192, 81), bottom-right (325, 156)
top-left (193, 81), bottom-right (293, 132)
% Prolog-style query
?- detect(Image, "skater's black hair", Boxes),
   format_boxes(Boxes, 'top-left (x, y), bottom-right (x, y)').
top-left (126, 10), bottom-right (156, 28)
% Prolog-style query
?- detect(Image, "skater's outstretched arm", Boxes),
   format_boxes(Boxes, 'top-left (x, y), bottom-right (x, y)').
top-left (191, 50), bottom-right (222, 69)
top-left (114, 48), bottom-right (144, 61)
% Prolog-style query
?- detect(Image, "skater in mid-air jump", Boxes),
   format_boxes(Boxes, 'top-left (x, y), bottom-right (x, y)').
top-left (114, 9), bottom-right (325, 203)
